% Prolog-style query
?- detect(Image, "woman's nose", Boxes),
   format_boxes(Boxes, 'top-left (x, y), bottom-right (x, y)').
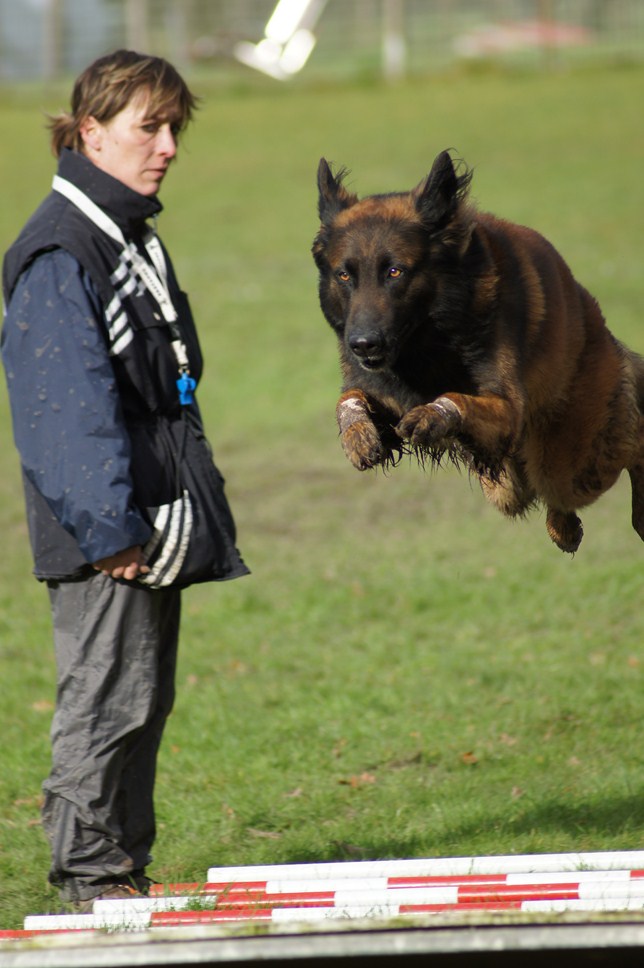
top-left (158, 124), bottom-right (177, 157)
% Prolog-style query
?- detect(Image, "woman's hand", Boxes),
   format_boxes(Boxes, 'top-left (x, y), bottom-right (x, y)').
top-left (92, 545), bottom-right (150, 581)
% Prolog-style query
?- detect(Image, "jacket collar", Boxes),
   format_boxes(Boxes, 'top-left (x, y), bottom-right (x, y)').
top-left (58, 148), bottom-right (163, 236)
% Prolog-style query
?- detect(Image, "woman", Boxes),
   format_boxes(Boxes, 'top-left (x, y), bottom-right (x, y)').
top-left (2, 50), bottom-right (248, 909)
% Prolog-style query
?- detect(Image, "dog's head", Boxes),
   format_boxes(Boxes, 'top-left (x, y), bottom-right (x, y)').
top-left (312, 150), bottom-right (473, 373)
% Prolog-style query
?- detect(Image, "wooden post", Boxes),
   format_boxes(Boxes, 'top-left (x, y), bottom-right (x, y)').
top-left (538, 0), bottom-right (556, 68)
top-left (125, 0), bottom-right (150, 52)
top-left (43, 0), bottom-right (63, 81)
top-left (382, 0), bottom-right (406, 80)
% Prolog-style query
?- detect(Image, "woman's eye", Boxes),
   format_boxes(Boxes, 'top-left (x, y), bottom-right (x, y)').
top-left (388, 266), bottom-right (403, 278)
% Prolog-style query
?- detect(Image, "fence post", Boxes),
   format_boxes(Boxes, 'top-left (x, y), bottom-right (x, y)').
top-left (382, 0), bottom-right (406, 79)
top-left (538, 0), bottom-right (557, 68)
top-left (125, 0), bottom-right (150, 52)
top-left (43, 0), bottom-right (63, 80)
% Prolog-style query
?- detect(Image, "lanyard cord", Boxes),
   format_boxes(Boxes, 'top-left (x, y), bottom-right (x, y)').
top-left (52, 175), bottom-right (190, 375)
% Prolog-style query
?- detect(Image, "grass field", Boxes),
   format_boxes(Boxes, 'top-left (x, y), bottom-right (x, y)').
top-left (1, 63), bottom-right (644, 929)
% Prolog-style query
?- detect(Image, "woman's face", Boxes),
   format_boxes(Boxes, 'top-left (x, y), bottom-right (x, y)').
top-left (80, 92), bottom-right (179, 196)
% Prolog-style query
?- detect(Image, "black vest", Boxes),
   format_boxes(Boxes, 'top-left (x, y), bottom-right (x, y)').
top-left (4, 149), bottom-right (204, 418)
top-left (3, 150), bottom-right (248, 586)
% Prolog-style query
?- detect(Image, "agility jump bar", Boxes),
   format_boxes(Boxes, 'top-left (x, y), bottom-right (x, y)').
top-left (23, 889), bottom-right (644, 933)
top-left (206, 850), bottom-right (644, 882)
top-left (20, 863), bottom-right (644, 932)
top-left (151, 866), bottom-right (644, 898)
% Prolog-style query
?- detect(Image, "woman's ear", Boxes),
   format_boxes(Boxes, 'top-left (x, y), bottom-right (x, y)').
top-left (79, 116), bottom-right (103, 153)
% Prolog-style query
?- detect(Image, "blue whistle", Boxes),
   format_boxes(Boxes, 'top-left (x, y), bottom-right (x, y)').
top-left (176, 372), bottom-right (197, 405)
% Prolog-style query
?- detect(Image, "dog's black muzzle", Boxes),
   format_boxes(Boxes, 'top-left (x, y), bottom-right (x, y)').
top-left (348, 330), bottom-right (388, 370)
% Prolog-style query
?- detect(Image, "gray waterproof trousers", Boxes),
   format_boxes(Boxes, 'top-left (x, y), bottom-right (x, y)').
top-left (42, 572), bottom-right (181, 902)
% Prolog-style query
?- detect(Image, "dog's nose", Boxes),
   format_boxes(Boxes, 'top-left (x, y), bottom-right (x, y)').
top-left (349, 331), bottom-right (385, 359)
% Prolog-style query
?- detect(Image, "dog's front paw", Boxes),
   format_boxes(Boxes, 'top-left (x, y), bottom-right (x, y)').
top-left (546, 508), bottom-right (583, 554)
top-left (337, 392), bottom-right (391, 470)
top-left (341, 421), bottom-right (388, 470)
top-left (396, 397), bottom-right (462, 449)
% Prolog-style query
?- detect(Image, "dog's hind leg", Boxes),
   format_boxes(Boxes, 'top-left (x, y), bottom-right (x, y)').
top-left (479, 458), bottom-right (535, 519)
top-left (629, 464), bottom-right (644, 540)
top-left (625, 355), bottom-right (644, 541)
top-left (546, 507), bottom-right (584, 554)
top-left (627, 418), bottom-right (644, 541)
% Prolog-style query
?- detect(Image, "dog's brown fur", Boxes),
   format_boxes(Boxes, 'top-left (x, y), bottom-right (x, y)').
top-left (312, 150), bottom-right (644, 552)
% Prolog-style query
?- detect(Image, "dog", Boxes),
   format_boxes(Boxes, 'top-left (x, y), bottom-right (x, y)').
top-left (312, 150), bottom-right (644, 553)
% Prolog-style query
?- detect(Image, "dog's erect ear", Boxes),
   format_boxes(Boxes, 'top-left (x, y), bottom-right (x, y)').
top-left (317, 158), bottom-right (358, 223)
top-left (413, 150), bottom-right (471, 230)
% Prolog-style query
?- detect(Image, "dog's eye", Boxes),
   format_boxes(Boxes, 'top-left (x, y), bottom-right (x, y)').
top-left (387, 266), bottom-right (403, 279)
top-left (337, 270), bottom-right (350, 283)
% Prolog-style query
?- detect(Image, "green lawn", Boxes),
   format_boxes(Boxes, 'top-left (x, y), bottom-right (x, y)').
top-left (1, 63), bottom-right (644, 929)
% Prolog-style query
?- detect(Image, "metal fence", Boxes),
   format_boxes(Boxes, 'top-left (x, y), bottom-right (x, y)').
top-left (1, 0), bottom-right (644, 82)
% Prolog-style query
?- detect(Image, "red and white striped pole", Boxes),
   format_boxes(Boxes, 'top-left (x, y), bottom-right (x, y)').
top-left (18, 851), bottom-right (644, 935)
top-left (206, 850), bottom-right (644, 882)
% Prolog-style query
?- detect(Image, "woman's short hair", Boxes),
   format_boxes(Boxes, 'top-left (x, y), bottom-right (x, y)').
top-left (48, 49), bottom-right (198, 157)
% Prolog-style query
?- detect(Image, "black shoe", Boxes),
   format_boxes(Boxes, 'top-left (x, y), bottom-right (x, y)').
top-left (131, 870), bottom-right (159, 895)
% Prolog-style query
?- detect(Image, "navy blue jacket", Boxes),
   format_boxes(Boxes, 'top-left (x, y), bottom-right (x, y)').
top-left (2, 150), bottom-right (248, 586)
